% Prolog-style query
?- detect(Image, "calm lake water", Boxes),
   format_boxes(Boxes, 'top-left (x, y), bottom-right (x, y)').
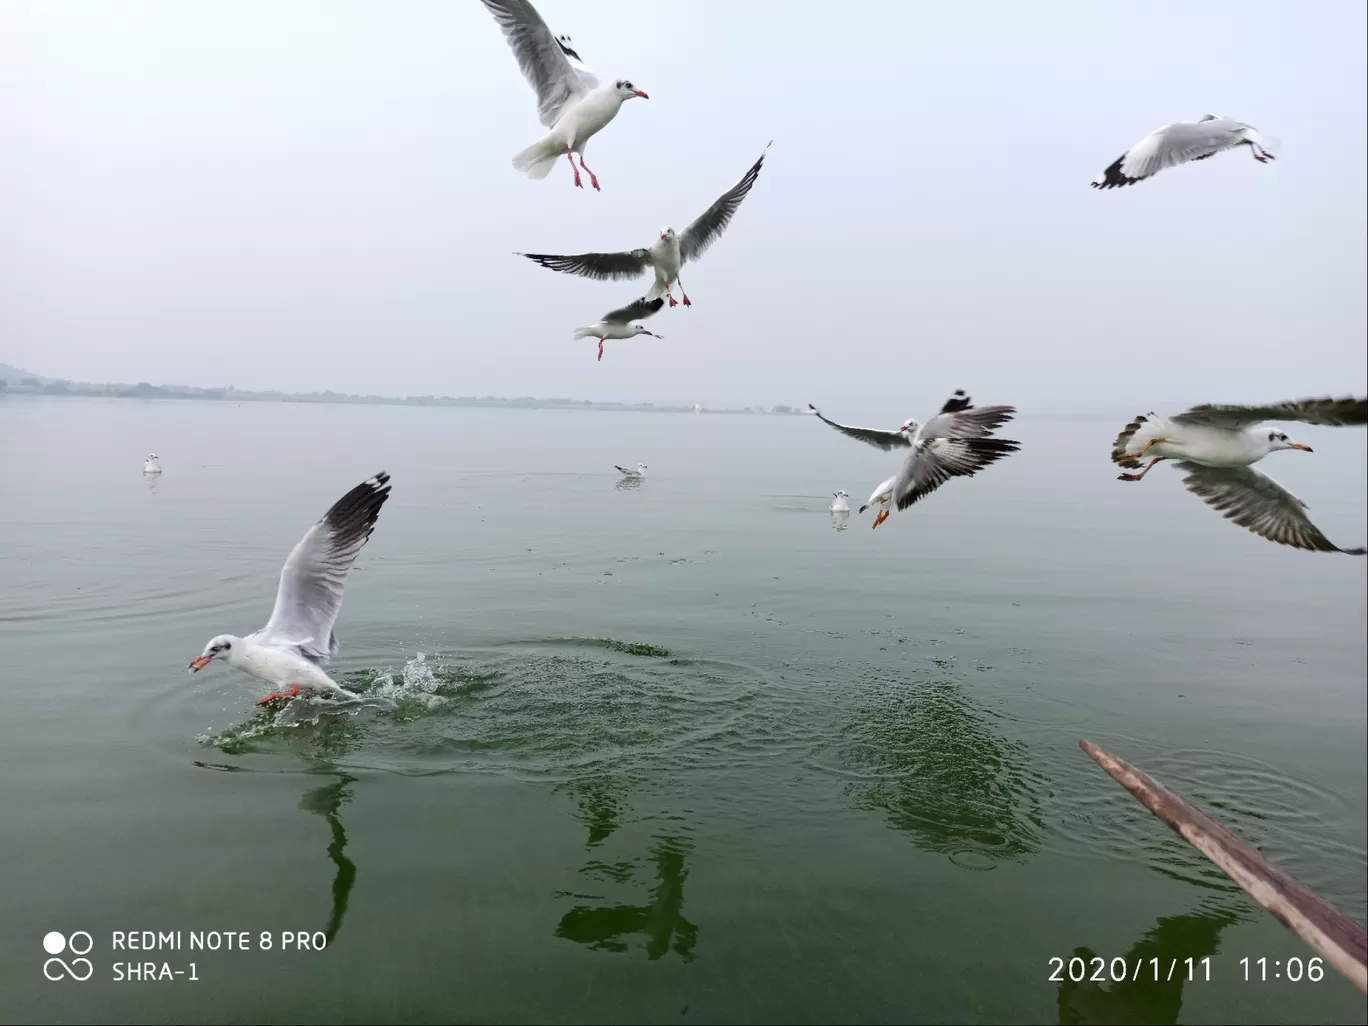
top-left (2, 395), bottom-right (1364, 1025)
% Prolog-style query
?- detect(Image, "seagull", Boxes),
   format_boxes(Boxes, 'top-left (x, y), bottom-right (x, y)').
top-left (573, 296), bottom-right (665, 361)
top-left (480, 0), bottom-right (647, 191)
top-left (189, 472), bottom-right (393, 705)
top-left (812, 391), bottom-right (1020, 529)
top-left (1111, 397), bottom-right (1367, 555)
top-left (829, 490), bottom-right (850, 513)
top-left (616, 463), bottom-right (647, 478)
top-left (517, 143), bottom-right (772, 308)
top-left (1091, 114), bottom-right (1276, 189)
top-left (142, 453), bottom-right (162, 475)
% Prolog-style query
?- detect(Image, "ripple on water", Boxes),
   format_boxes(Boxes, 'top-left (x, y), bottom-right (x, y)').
top-left (195, 639), bottom-right (774, 787)
top-left (817, 676), bottom-right (1053, 869)
top-left (1036, 739), bottom-right (1367, 917)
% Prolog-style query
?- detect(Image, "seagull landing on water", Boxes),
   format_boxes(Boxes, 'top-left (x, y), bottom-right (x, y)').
top-left (480, 0), bottom-right (647, 191)
top-left (1112, 397), bottom-right (1367, 555)
top-left (813, 391), bottom-right (1020, 529)
top-left (517, 143), bottom-right (771, 308)
top-left (1091, 114), bottom-right (1276, 189)
top-left (616, 463), bottom-right (647, 479)
top-left (189, 472), bottom-right (394, 706)
top-left (143, 453), bottom-right (162, 475)
top-left (573, 297), bottom-right (664, 362)
top-left (829, 491), bottom-right (850, 513)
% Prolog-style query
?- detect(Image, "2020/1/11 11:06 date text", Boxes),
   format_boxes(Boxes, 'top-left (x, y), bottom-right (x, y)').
top-left (1242, 957), bottom-right (1325, 981)
top-left (1048, 956), bottom-right (1212, 983)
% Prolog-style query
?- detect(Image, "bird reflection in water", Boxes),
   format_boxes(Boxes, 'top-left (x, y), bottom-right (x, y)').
top-left (553, 775), bottom-right (699, 961)
top-left (1056, 899), bottom-right (1245, 1025)
top-left (830, 511), bottom-right (850, 533)
top-left (298, 772), bottom-right (359, 946)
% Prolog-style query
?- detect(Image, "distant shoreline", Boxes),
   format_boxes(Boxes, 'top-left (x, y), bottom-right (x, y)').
top-left (0, 369), bottom-right (804, 417)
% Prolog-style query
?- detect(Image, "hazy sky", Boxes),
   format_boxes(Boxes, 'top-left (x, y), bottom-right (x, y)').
top-left (2, 0), bottom-right (1365, 413)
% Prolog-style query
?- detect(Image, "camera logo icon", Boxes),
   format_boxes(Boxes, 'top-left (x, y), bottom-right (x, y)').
top-left (43, 931), bottom-right (94, 982)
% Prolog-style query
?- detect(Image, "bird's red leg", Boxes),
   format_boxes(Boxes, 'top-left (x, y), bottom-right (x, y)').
top-left (577, 154), bottom-right (600, 192)
top-left (1118, 457), bottom-right (1167, 482)
top-left (665, 284), bottom-right (678, 308)
top-left (1118, 437), bottom-right (1165, 461)
top-left (566, 150), bottom-right (583, 189)
top-left (872, 509), bottom-right (890, 528)
top-left (597, 338), bottom-right (605, 361)
top-left (676, 275), bottom-right (692, 307)
top-left (257, 682), bottom-right (300, 706)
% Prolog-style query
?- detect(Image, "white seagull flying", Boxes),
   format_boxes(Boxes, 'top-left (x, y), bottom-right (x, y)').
top-left (616, 463), bottom-right (648, 478)
top-left (1112, 397), bottom-right (1367, 555)
top-left (573, 296), bottom-right (665, 362)
top-left (143, 453), bottom-right (162, 475)
top-left (812, 391), bottom-right (1020, 529)
top-left (189, 472), bottom-right (393, 705)
top-left (1091, 114), bottom-right (1276, 189)
top-left (517, 143), bottom-right (772, 308)
top-left (480, 0), bottom-right (648, 191)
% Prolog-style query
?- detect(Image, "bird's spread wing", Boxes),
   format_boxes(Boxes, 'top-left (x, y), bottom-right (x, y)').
top-left (554, 33), bottom-right (599, 90)
top-left (678, 142), bottom-right (771, 264)
top-left (481, 0), bottom-right (589, 128)
top-left (892, 437), bottom-right (1020, 511)
top-left (807, 403), bottom-right (910, 451)
top-left (1091, 120), bottom-right (1232, 189)
top-left (604, 296), bottom-right (664, 323)
top-left (1171, 396), bottom-right (1368, 430)
top-left (518, 249), bottom-right (653, 281)
top-left (1176, 462), bottom-right (1365, 555)
top-left (919, 390), bottom-right (1017, 438)
top-left (256, 472), bottom-right (393, 663)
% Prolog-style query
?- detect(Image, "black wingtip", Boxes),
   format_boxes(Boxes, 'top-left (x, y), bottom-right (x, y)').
top-left (1092, 154), bottom-right (1143, 190)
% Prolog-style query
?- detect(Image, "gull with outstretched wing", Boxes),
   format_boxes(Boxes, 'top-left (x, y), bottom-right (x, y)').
top-left (1111, 396), bottom-right (1367, 555)
top-left (189, 472), bottom-right (394, 705)
top-left (572, 296), bottom-right (665, 362)
top-left (518, 143), bottom-right (771, 307)
top-left (1092, 113), bottom-right (1276, 190)
top-left (480, 0), bottom-right (648, 191)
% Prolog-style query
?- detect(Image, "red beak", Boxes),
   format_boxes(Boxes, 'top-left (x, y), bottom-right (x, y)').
top-left (633, 90), bottom-right (649, 99)
top-left (189, 654), bottom-right (213, 672)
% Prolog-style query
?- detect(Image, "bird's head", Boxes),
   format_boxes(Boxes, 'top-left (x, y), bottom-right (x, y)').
top-left (615, 79), bottom-right (649, 101)
top-left (638, 463), bottom-right (649, 471)
top-left (1267, 429), bottom-right (1312, 454)
top-left (660, 226), bottom-right (676, 241)
top-left (189, 634), bottom-right (238, 672)
top-left (146, 453), bottom-right (158, 460)
top-left (1198, 113), bottom-right (1223, 123)
top-left (631, 322), bottom-right (661, 339)
top-left (899, 418), bottom-right (920, 436)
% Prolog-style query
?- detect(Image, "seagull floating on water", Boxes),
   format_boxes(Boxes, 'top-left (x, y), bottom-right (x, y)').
top-left (189, 472), bottom-right (393, 705)
top-left (480, 0), bottom-right (647, 191)
top-left (813, 391), bottom-right (1020, 529)
top-left (829, 490), bottom-right (850, 513)
top-left (142, 453), bottom-right (162, 475)
top-left (517, 143), bottom-right (771, 308)
top-left (573, 297), bottom-right (665, 361)
top-left (1092, 114), bottom-right (1275, 189)
top-left (616, 463), bottom-right (647, 479)
top-left (1112, 397), bottom-right (1367, 555)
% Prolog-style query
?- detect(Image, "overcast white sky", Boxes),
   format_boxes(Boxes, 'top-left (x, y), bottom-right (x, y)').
top-left (1, 0), bottom-right (1364, 411)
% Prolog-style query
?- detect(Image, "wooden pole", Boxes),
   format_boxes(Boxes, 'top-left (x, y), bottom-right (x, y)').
top-left (1079, 738), bottom-right (1367, 995)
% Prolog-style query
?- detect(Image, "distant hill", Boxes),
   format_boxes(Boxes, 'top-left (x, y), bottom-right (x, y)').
top-left (0, 362), bottom-right (44, 384)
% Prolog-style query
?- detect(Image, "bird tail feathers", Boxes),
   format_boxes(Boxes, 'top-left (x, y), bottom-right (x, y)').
top-left (572, 326), bottom-right (594, 340)
top-left (513, 136), bottom-right (561, 179)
